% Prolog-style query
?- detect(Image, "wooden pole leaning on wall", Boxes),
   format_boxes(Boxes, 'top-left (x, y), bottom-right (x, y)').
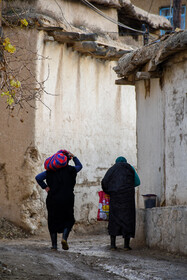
top-left (173, 0), bottom-right (182, 30)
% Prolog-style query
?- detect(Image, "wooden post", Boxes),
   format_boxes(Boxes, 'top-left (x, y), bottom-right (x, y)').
top-left (173, 0), bottom-right (182, 30)
top-left (142, 24), bottom-right (149, 45)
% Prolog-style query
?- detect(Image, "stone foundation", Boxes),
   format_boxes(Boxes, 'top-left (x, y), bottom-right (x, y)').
top-left (144, 206), bottom-right (187, 255)
top-left (87, 207), bottom-right (187, 255)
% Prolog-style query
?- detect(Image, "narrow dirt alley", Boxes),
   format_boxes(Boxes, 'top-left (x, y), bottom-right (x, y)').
top-left (0, 232), bottom-right (187, 280)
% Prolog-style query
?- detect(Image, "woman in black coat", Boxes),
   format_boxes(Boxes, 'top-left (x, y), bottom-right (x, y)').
top-left (36, 152), bottom-right (82, 250)
top-left (101, 156), bottom-right (140, 250)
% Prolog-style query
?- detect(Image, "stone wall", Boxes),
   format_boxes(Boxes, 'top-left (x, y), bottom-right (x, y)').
top-left (145, 206), bottom-right (187, 255)
top-left (130, 206), bottom-right (187, 255)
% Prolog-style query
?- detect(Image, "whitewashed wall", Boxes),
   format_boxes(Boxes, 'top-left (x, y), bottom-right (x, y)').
top-left (145, 206), bottom-right (187, 255)
top-left (136, 51), bottom-right (187, 207)
top-left (163, 53), bottom-right (187, 205)
top-left (35, 31), bottom-right (137, 224)
top-left (0, 0), bottom-right (137, 232)
top-left (136, 79), bottom-right (165, 208)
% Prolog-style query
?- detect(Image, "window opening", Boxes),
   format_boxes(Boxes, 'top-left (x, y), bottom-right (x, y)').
top-left (160, 5), bottom-right (186, 35)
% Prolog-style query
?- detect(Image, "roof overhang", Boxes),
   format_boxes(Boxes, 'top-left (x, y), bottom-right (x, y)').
top-left (88, 0), bottom-right (171, 31)
top-left (114, 30), bottom-right (187, 85)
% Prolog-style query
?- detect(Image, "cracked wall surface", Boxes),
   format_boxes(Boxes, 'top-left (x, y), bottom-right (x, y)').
top-left (136, 51), bottom-right (187, 207)
top-left (145, 206), bottom-right (187, 255)
top-left (0, 1), bottom-right (137, 232)
top-left (164, 54), bottom-right (187, 206)
top-left (35, 30), bottom-right (137, 225)
top-left (0, 28), bottom-right (47, 233)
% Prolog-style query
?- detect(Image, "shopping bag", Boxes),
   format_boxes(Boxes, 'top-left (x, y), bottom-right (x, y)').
top-left (97, 191), bottom-right (110, 221)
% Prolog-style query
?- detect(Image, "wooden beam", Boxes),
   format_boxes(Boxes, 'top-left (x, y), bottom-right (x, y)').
top-left (73, 41), bottom-right (97, 52)
top-left (136, 71), bottom-right (162, 80)
top-left (114, 31), bottom-right (187, 77)
top-left (127, 74), bottom-right (135, 82)
top-left (49, 31), bottom-right (98, 43)
top-left (136, 72), bottom-right (151, 79)
top-left (37, 26), bottom-right (64, 31)
top-left (44, 35), bottom-right (55, 42)
top-left (115, 79), bottom-right (135, 85)
top-left (70, 42), bottom-right (128, 60)
top-left (115, 70), bottom-right (162, 85)
top-left (143, 60), bottom-right (157, 72)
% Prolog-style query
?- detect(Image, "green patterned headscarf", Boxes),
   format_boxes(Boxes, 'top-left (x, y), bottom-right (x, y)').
top-left (115, 156), bottom-right (127, 163)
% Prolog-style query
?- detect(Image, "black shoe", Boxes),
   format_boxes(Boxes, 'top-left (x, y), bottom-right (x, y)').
top-left (61, 239), bottom-right (69, 250)
top-left (50, 232), bottom-right (57, 250)
top-left (110, 245), bottom-right (117, 250)
top-left (124, 246), bottom-right (132, 251)
top-left (110, 235), bottom-right (117, 250)
top-left (124, 237), bottom-right (131, 250)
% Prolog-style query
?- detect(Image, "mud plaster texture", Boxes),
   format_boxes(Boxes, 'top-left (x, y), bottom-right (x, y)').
top-left (145, 206), bottom-right (187, 255)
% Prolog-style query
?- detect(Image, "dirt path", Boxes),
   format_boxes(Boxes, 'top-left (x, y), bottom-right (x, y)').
top-left (0, 234), bottom-right (187, 280)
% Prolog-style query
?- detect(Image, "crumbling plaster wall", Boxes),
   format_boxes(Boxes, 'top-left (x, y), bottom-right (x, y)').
top-left (136, 51), bottom-right (187, 207)
top-left (0, 28), bottom-right (48, 233)
top-left (0, 0), bottom-right (137, 232)
top-left (145, 206), bottom-right (187, 255)
top-left (0, 105), bottom-right (35, 225)
top-left (0, 85), bottom-right (46, 233)
top-left (163, 52), bottom-right (187, 206)
top-left (35, 30), bottom-right (137, 225)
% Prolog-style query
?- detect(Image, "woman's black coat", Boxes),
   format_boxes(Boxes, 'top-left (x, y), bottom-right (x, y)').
top-left (101, 162), bottom-right (135, 238)
top-left (46, 165), bottom-right (77, 233)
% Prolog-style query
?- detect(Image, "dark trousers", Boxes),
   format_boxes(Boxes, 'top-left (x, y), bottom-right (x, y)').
top-left (110, 235), bottom-right (131, 248)
top-left (50, 228), bottom-right (71, 249)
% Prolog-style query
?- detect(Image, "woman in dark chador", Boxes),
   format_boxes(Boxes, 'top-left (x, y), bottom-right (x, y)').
top-left (35, 152), bottom-right (82, 250)
top-left (101, 156), bottom-right (140, 250)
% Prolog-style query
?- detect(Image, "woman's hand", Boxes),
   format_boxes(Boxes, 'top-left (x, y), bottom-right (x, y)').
top-left (68, 152), bottom-right (74, 159)
top-left (45, 186), bottom-right (50, 192)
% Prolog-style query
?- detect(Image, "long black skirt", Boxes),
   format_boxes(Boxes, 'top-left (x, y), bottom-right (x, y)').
top-left (108, 187), bottom-right (135, 238)
top-left (46, 192), bottom-right (75, 233)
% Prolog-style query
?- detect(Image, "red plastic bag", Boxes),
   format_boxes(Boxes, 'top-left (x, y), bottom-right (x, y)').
top-left (97, 191), bottom-right (110, 221)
